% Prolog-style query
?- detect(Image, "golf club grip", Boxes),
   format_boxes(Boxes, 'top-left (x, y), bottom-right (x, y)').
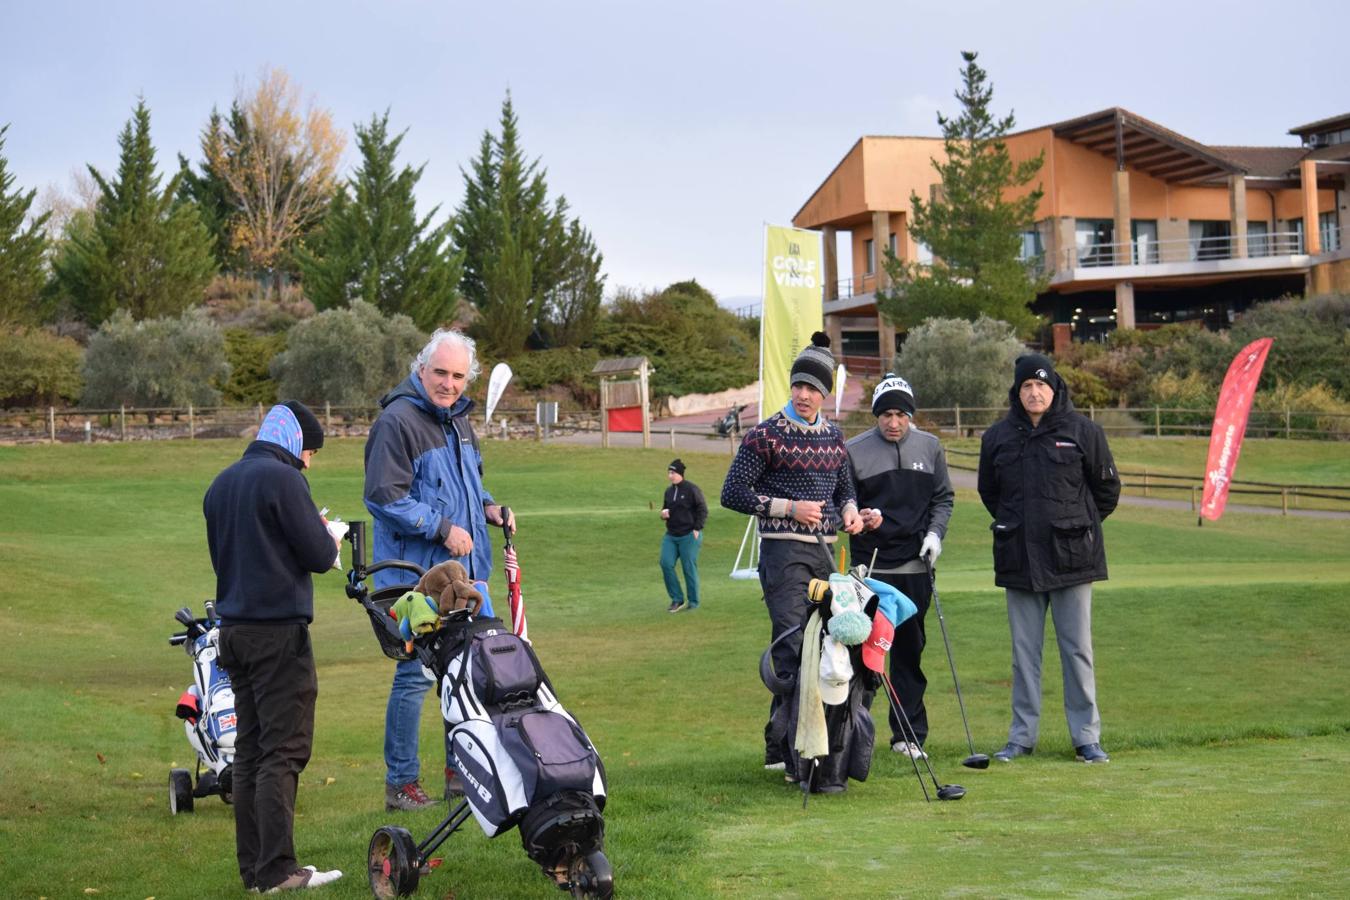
top-left (500, 505), bottom-right (513, 542)
top-left (806, 579), bottom-right (832, 604)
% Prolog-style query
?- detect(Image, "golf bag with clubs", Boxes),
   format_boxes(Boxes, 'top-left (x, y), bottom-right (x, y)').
top-left (760, 572), bottom-right (884, 794)
top-left (167, 601), bottom-right (237, 814)
top-left (345, 519), bottom-right (612, 899)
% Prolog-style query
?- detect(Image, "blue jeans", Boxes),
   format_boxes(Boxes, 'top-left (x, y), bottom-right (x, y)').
top-left (660, 532), bottom-right (702, 607)
top-left (385, 658), bottom-right (433, 787)
top-left (384, 589), bottom-right (494, 787)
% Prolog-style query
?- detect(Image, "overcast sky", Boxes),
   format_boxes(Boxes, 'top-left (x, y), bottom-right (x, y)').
top-left (2, 0), bottom-right (1343, 306)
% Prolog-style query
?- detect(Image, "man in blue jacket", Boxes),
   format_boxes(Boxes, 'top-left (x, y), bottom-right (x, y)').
top-left (364, 328), bottom-right (515, 810)
top-left (204, 401), bottom-right (343, 893)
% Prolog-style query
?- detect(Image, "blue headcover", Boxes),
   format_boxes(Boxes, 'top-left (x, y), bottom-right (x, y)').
top-left (864, 577), bottom-right (918, 627)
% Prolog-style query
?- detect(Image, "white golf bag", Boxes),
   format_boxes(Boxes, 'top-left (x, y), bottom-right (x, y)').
top-left (434, 616), bottom-right (607, 867)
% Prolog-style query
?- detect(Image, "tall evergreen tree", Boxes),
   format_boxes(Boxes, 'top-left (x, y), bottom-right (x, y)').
top-left (177, 105), bottom-right (246, 270)
top-left (297, 111), bottom-right (464, 331)
top-left (51, 100), bottom-right (216, 325)
top-left (453, 93), bottom-right (604, 355)
top-left (878, 51), bottom-right (1045, 335)
top-left (0, 124), bottom-right (50, 326)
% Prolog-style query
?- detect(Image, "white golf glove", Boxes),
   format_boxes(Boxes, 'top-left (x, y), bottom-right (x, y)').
top-left (919, 532), bottom-right (942, 565)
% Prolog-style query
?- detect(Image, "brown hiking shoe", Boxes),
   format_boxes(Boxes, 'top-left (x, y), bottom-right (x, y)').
top-left (385, 780), bottom-right (436, 811)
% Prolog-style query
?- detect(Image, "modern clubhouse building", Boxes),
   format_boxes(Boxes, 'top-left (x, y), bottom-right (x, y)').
top-left (792, 108), bottom-right (1350, 368)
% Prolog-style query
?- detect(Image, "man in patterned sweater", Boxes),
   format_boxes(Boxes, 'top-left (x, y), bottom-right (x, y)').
top-left (721, 332), bottom-right (863, 771)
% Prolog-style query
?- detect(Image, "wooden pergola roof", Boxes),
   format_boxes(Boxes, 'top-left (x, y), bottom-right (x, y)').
top-left (1050, 107), bottom-right (1243, 184)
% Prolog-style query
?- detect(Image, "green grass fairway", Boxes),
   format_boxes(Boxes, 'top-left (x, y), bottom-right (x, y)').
top-left (1, 438), bottom-right (1347, 898)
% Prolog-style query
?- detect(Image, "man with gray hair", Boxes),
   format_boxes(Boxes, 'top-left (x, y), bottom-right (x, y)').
top-left (364, 328), bottom-right (516, 810)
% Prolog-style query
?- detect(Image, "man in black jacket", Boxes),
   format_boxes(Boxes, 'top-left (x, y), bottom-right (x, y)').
top-left (204, 401), bottom-right (343, 892)
top-left (660, 458), bottom-right (708, 612)
top-left (848, 375), bottom-right (954, 759)
top-left (977, 355), bottom-right (1120, 765)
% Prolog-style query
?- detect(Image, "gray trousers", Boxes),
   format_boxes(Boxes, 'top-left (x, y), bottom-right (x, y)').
top-left (1005, 584), bottom-right (1101, 748)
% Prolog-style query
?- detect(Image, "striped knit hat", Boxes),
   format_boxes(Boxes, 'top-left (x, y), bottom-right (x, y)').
top-left (790, 332), bottom-right (835, 395)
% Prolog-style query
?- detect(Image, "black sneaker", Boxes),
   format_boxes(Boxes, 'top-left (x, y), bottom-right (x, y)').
top-left (668, 601), bottom-right (688, 613)
top-left (993, 742), bottom-right (1034, 762)
top-left (1075, 743), bottom-right (1110, 763)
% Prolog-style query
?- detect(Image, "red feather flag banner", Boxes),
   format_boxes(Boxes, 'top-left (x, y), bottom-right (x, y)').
top-left (1200, 337), bottom-right (1273, 523)
top-left (503, 541), bottom-right (528, 642)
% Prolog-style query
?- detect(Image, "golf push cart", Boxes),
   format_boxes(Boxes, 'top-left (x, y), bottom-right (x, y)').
top-left (344, 517), bottom-right (613, 899)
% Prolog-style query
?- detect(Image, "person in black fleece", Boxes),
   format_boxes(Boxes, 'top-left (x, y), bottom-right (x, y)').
top-left (659, 458), bottom-right (708, 612)
top-left (203, 401), bottom-right (343, 893)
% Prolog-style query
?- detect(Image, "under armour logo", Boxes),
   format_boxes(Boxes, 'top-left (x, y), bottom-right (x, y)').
top-left (911, 461), bottom-right (926, 471)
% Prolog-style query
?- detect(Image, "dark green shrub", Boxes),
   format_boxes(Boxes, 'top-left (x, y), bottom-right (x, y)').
top-left (221, 329), bottom-right (286, 405)
top-left (0, 329), bottom-right (83, 407)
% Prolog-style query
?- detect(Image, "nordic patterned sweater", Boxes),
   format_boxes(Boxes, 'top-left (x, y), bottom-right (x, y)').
top-left (720, 408), bottom-right (858, 544)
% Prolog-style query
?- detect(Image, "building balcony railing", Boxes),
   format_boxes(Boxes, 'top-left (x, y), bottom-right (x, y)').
top-left (1050, 230), bottom-right (1321, 275)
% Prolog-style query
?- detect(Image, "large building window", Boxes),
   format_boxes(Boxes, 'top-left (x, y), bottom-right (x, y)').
top-left (864, 238), bottom-right (875, 275)
top-left (1320, 211), bottom-right (1340, 252)
top-left (1075, 219), bottom-right (1115, 266)
top-left (1189, 220), bottom-right (1231, 260)
top-left (1131, 220), bottom-right (1158, 264)
top-left (1019, 228), bottom-right (1044, 263)
top-left (1248, 221), bottom-right (1270, 257)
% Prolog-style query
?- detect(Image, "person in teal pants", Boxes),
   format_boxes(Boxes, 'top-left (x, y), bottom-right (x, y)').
top-left (660, 459), bottom-right (707, 612)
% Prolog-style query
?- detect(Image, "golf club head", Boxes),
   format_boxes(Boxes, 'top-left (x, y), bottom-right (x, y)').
top-left (962, 753), bottom-right (991, 770)
top-left (936, 784), bottom-right (966, 801)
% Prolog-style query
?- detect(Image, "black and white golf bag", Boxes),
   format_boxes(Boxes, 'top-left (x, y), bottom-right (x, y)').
top-left (434, 617), bottom-right (607, 870)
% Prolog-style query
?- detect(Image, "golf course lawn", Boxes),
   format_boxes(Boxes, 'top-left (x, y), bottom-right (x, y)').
top-left (1, 437), bottom-right (1347, 898)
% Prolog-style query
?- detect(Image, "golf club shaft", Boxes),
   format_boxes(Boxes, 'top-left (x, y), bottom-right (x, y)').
top-left (880, 672), bottom-right (930, 802)
top-left (883, 671), bottom-right (948, 793)
top-left (929, 564), bottom-right (979, 755)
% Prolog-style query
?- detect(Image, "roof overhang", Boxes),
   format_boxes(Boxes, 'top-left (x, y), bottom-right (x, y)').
top-left (1052, 108), bottom-right (1243, 184)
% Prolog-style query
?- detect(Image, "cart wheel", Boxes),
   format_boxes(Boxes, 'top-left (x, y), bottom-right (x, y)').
top-left (568, 850), bottom-right (613, 899)
top-left (169, 769), bottom-right (194, 815)
top-left (368, 826), bottom-right (420, 899)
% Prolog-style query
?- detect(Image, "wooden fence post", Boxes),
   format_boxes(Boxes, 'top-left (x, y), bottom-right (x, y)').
top-left (669, 427), bottom-right (675, 450)
top-left (1285, 407), bottom-right (1291, 439)
top-left (256, 403), bottom-right (263, 426)
top-left (1154, 406), bottom-right (1161, 437)
top-left (325, 401), bottom-right (331, 430)
top-left (1142, 469), bottom-right (1149, 498)
top-left (1190, 485), bottom-right (1197, 512)
top-left (119, 405), bottom-right (126, 442)
top-left (1281, 487), bottom-right (1288, 515)
top-left (188, 404), bottom-right (195, 440)
top-left (48, 406), bottom-right (56, 444)
top-left (954, 405), bottom-right (962, 438)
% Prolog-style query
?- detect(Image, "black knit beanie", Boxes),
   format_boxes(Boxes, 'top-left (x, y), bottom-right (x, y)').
top-left (871, 373), bottom-right (916, 417)
top-left (790, 332), bottom-right (835, 395)
top-left (1012, 354), bottom-right (1057, 391)
top-left (282, 400), bottom-right (325, 451)
top-left (667, 458), bottom-right (686, 475)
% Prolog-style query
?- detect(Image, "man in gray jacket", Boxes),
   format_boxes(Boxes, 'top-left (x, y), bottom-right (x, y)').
top-left (847, 374), bottom-right (954, 759)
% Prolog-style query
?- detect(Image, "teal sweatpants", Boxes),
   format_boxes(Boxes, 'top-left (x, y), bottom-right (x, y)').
top-left (660, 532), bottom-right (702, 607)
